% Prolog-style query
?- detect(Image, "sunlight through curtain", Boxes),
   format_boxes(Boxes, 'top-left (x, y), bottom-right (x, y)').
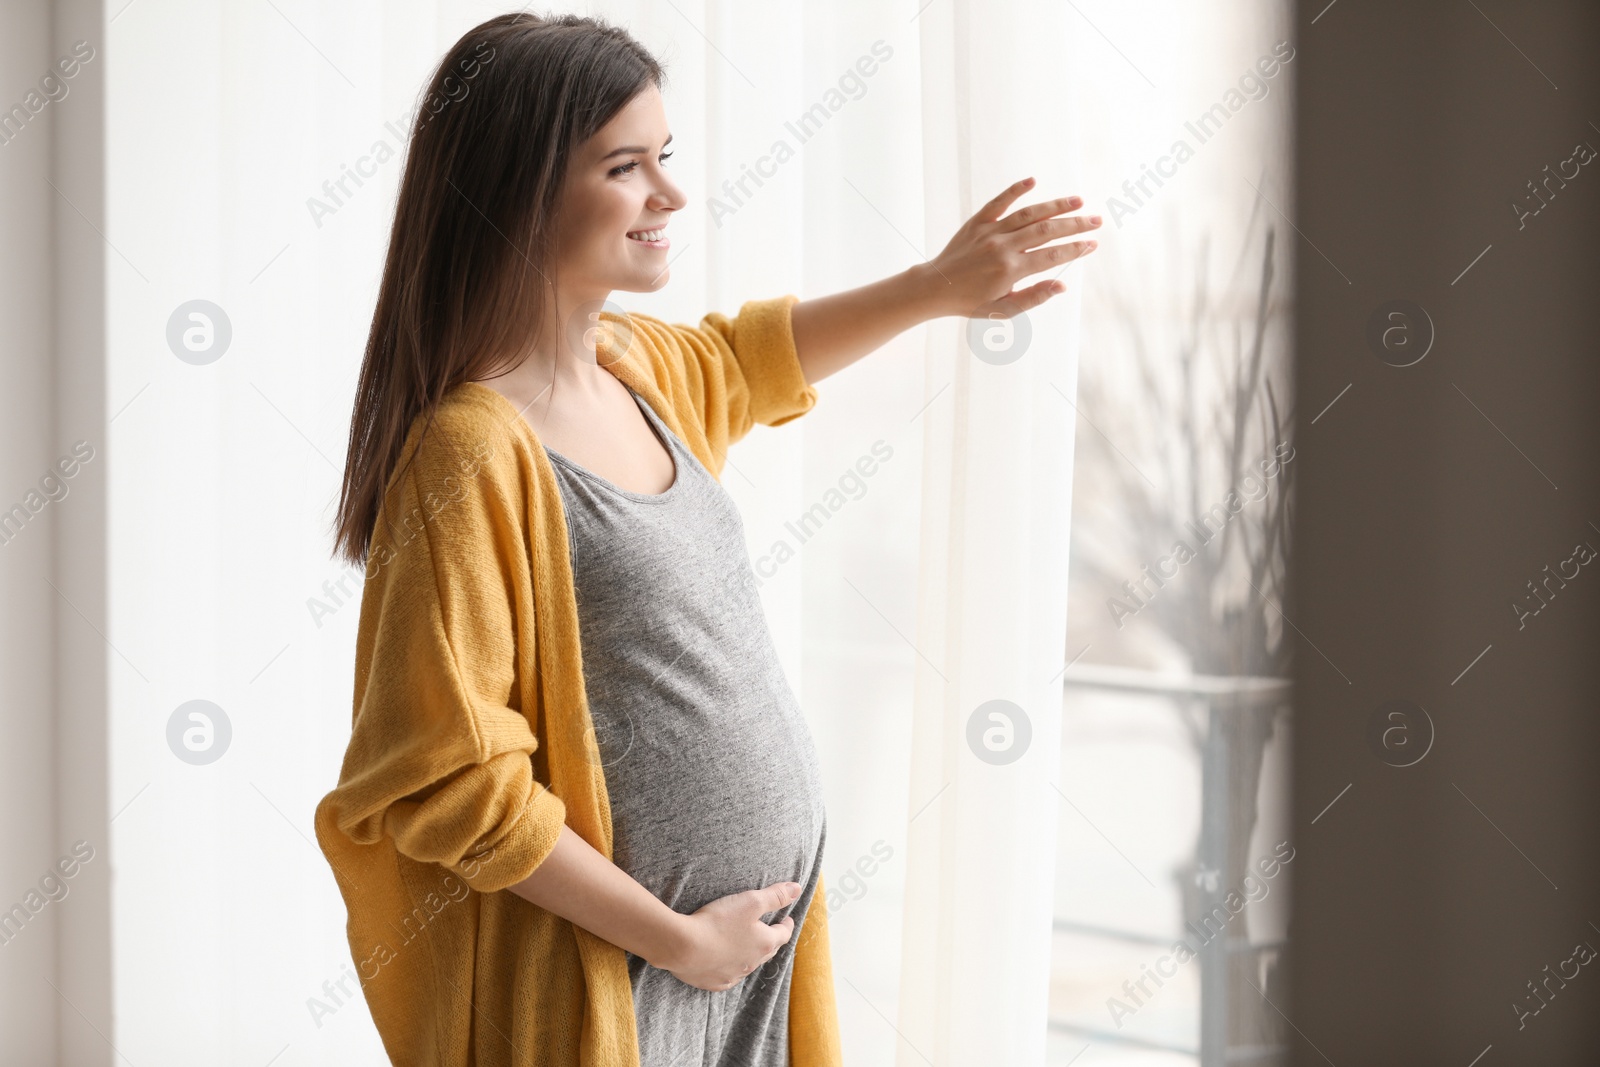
top-left (895, 1), bottom-right (1085, 1063)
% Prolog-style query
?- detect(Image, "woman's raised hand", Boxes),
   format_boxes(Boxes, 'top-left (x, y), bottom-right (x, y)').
top-left (923, 176), bottom-right (1101, 320)
top-left (658, 881), bottom-right (800, 992)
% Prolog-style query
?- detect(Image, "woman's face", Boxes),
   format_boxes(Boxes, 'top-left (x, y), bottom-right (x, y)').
top-left (554, 83), bottom-right (686, 298)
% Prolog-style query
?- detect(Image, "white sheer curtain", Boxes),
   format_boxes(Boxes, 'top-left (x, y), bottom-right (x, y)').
top-left (89, 0), bottom-right (1081, 1062)
top-left (895, 2), bottom-right (1083, 1064)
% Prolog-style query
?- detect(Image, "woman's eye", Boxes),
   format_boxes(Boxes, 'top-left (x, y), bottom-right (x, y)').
top-left (610, 152), bottom-right (673, 178)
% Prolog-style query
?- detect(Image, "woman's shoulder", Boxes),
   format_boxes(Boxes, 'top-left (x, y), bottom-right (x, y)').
top-left (436, 379), bottom-right (528, 437)
top-left (367, 384), bottom-right (545, 566)
top-left (388, 381), bottom-right (534, 500)
top-left (594, 308), bottom-right (676, 381)
top-left (414, 381), bottom-right (528, 455)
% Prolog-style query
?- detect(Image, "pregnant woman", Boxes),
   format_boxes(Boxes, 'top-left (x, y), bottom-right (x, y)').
top-left (314, 11), bottom-right (1098, 1067)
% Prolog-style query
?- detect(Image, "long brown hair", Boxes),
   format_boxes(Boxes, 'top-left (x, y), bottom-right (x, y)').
top-left (330, 11), bottom-right (665, 566)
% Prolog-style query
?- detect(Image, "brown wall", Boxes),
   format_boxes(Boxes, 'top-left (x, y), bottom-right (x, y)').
top-left (1290, 0), bottom-right (1600, 1062)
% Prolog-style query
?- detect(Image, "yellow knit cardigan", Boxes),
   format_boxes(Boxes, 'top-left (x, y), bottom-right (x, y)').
top-left (314, 294), bottom-right (842, 1067)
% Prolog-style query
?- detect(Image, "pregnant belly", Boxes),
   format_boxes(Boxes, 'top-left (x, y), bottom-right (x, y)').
top-left (597, 697), bottom-right (826, 917)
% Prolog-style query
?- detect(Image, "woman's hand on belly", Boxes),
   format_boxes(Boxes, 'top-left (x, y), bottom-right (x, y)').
top-left (656, 881), bottom-right (802, 992)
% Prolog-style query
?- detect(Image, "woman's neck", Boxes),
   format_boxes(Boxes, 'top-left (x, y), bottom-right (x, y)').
top-left (480, 288), bottom-right (617, 408)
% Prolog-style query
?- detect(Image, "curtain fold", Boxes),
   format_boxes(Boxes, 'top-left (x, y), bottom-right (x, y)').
top-left (896, 0), bottom-right (1084, 1062)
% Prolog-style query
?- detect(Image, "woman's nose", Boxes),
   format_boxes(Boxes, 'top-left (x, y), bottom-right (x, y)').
top-left (651, 175), bottom-right (687, 212)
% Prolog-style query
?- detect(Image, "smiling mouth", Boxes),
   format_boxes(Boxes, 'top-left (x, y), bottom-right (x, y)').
top-left (626, 227), bottom-right (668, 245)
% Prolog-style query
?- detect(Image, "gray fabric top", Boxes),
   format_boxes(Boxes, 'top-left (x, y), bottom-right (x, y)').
top-left (543, 385), bottom-right (828, 1067)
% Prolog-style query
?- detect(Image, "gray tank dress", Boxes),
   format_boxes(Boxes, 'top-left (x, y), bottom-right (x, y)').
top-left (542, 384), bottom-right (829, 1067)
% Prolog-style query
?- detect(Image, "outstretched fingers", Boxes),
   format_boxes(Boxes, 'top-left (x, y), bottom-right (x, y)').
top-left (1000, 195), bottom-right (1085, 235)
top-left (975, 176), bottom-right (1038, 224)
top-left (1012, 212), bottom-right (1101, 251)
top-left (1021, 237), bottom-right (1097, 275)
top-left (982, 278), bottom-right (1068, 319)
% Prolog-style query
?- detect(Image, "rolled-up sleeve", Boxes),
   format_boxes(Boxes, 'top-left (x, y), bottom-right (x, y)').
top-left (626, 294), bottom-right (819, 453)
top-left (315, 412), bottom-right (567, 897)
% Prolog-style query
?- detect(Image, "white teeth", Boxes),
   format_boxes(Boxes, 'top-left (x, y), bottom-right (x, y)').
top-left (627, 229), bottom-right (665, 242)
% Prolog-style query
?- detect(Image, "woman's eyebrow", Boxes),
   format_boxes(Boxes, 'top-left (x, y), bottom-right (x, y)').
top-left (598, 134), bottom-right (674, 160)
